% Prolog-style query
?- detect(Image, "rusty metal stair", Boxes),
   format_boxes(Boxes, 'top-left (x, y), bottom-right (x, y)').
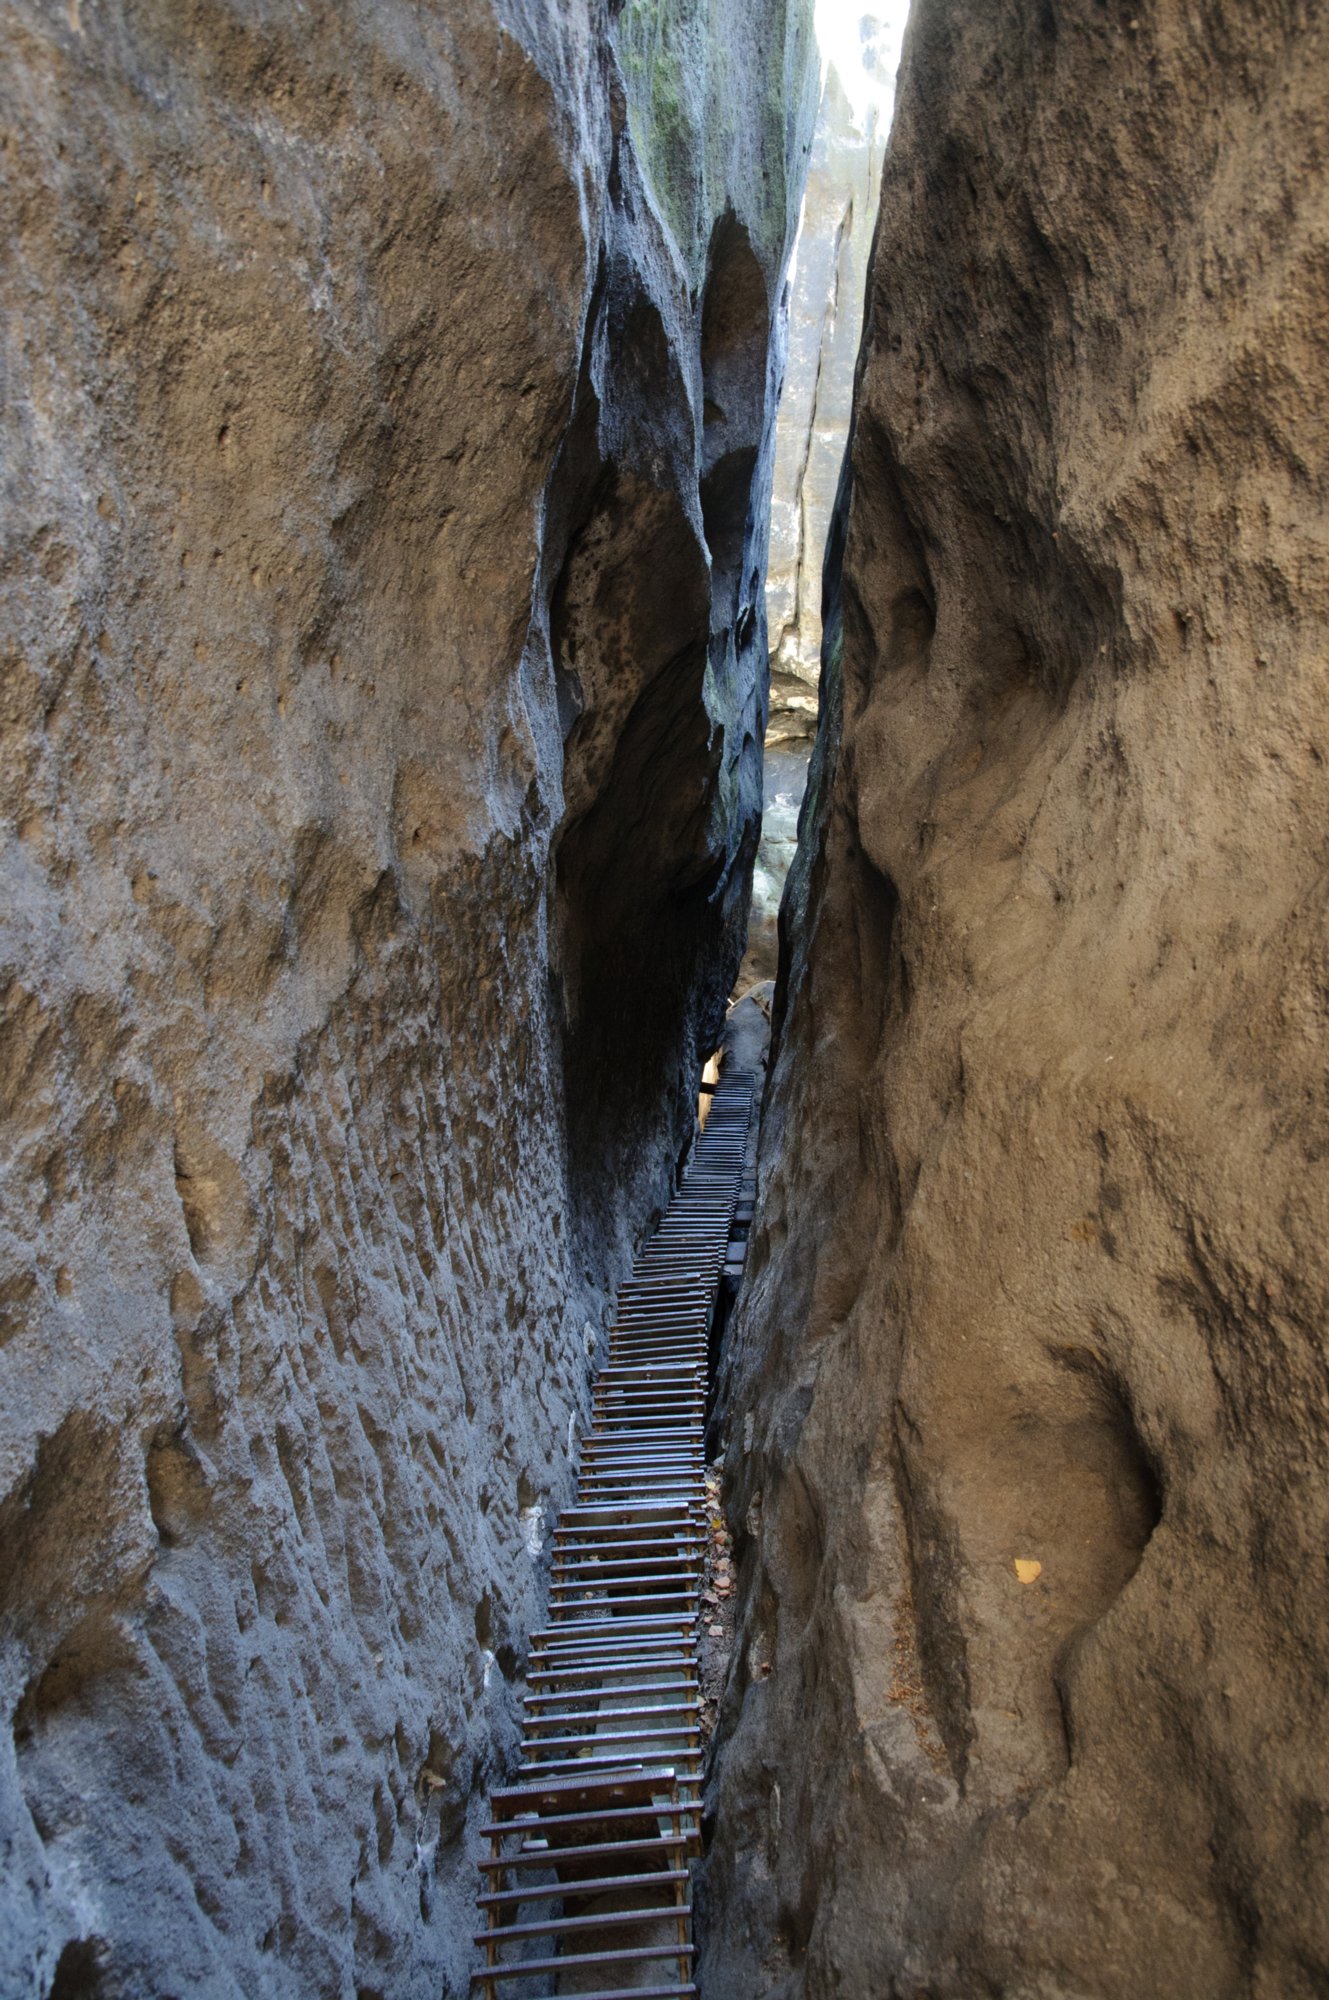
top-left (472, 1069), bottom-right (757, 1997)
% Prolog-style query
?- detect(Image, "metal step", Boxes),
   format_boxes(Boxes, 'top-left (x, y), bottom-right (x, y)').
top-left (471, 1070), bottom-right (757, 1998)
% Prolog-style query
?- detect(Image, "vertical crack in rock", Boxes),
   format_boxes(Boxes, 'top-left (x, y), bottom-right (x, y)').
top-left (704, 2), bottom-right (1329, 1996)
top-left (0, 3), bottom-right (816, 1994)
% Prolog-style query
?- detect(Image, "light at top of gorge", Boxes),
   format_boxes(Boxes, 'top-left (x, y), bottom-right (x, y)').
top-left (813, 0), bottom-right (911, 129)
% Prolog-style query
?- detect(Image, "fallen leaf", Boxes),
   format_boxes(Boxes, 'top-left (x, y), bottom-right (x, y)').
top-left (1014, 1557), bottom-right (1042, 1585)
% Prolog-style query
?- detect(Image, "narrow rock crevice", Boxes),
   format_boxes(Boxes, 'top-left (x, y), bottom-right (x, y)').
top-left (7, 0), bottom-right (1329, 1995)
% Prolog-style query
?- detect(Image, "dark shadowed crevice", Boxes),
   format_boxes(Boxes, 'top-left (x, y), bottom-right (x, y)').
top-left (556, 625), bottom-right (731, 1251)
top-left (46, 1939), bottom-right (115, 2000)
top-left (541, 199), bottom-right (784, 1284)
top-left (700, 212), bottom-right (771, 615)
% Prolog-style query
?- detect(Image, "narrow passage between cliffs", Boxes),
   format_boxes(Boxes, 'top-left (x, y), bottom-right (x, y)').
top-left (468, 1063), bottom-right (760, 1997)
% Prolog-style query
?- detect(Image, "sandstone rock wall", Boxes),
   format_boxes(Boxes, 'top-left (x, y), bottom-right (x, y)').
top-left (742, 28), bottom-right (893, 996)
top-left (704, 2), bottom-right (1329, 1994)
top-left (765, 60), bottom-right (888, 693)
top-left (0, 3), bottom-right (814, 1993)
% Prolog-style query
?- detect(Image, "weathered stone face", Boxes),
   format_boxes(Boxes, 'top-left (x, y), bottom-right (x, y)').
top-left (766, 59), bottom-right (888, 693)
top-left (705, 2), bottom-right (1329, 1994)
top-left (741, 33), bottom-right (892, 999)
top-left (0, 2), bottom-right (814, 1992)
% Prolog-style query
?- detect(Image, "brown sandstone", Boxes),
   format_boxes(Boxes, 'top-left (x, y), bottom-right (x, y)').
top-left (704, 2), bottom-right (1329, 1994)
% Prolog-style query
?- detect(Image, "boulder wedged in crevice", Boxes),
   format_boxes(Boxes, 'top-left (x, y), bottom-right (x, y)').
top-left (702, 2), bottom-right (1329, 1995)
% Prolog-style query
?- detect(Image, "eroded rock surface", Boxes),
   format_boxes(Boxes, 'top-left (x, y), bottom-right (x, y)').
top-left (705, 2), bottom-right (1329, 1994)
top-left (0, 3), bottom-right (814, 1993)
top-left (765, 57), bottom-right (889, 694)
top-left (732, 742), bottom-right (811, 992)
top-left (742, 29), bottom-right (893, 997)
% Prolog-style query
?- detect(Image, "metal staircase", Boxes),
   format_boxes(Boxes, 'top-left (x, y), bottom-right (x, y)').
top-left (472, 1070), bottom-right (757, 1997)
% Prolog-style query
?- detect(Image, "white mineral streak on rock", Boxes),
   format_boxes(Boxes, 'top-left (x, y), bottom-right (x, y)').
top-left (518, 1502), bottom-right (546, 1559)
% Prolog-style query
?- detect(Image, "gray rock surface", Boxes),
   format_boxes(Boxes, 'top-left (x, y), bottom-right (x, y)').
top-left (732, 743), bottom-right (810, 994)
top-left (0, 3), bottom-right (814, 1993)
top-left (704, 2), bottom-right (1329, 1994)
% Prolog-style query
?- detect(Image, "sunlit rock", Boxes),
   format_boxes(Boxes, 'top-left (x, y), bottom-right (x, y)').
top-left (766, 57), bottom-right (890, 696)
